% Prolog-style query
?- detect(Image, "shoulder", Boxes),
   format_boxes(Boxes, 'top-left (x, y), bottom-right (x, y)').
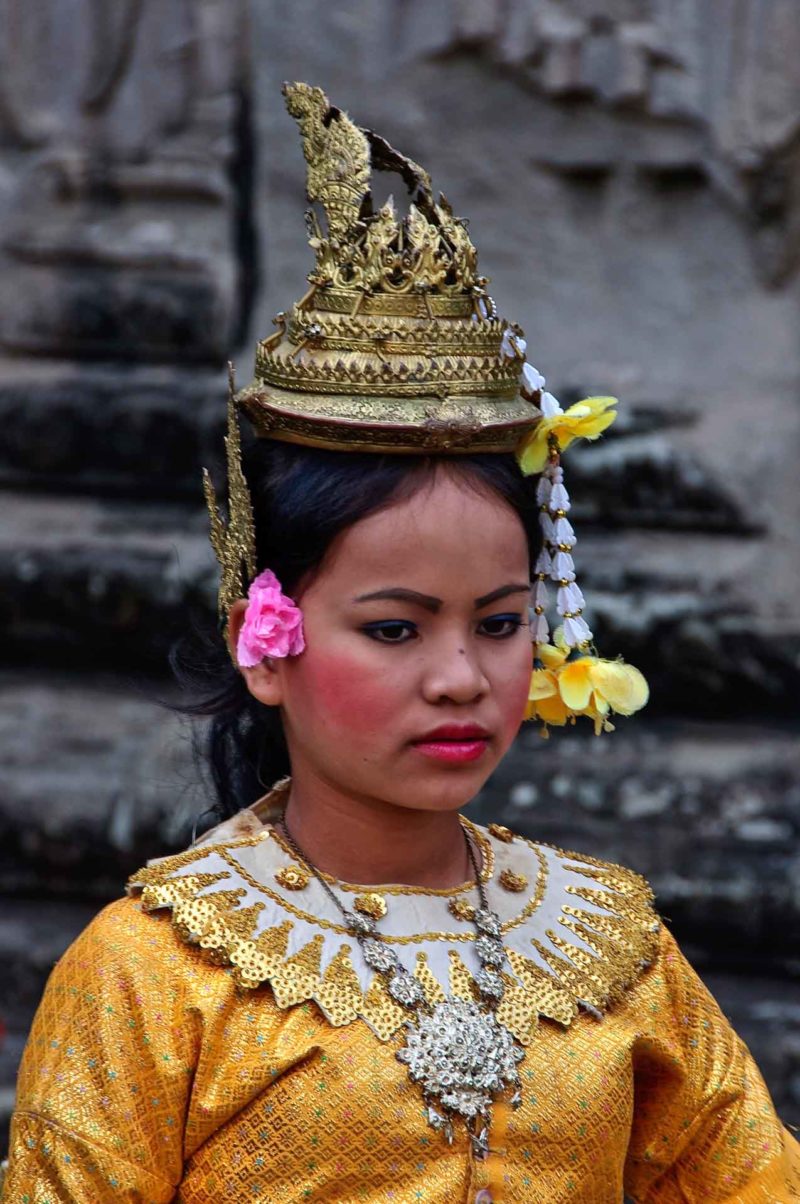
top-left (478, 819), bottom-right (655, 901)
top-left (474, 819), bottom-right (661, 996)
top-left (56, 894), bottom-right (166, 955)
top-left (476, 819), bottom-right (658, 940)
top-left (51, 893), bottom-right (204, 991)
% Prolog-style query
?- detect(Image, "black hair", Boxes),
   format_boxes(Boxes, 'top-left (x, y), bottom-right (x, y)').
top-left (171, 440), bottom-right (541, 826)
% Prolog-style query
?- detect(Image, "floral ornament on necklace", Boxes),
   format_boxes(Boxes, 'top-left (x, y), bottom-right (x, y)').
top-left (499, 326), bottom-right (649, 736)
top-left (236, 568), bottom-right (306, 667)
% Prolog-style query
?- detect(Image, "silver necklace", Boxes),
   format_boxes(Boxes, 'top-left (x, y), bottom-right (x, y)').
top-left (278, 816), bottom-right (524, 1158)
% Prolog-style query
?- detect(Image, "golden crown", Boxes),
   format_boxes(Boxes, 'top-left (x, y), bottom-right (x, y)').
top-left (203, 86), bottom-right (650, 738)
top-left (236, 82), bottom-right (540, 454)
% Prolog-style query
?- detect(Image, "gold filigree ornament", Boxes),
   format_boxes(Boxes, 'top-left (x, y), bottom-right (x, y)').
top-left (235, 82), bottom-right (542, 454)
top-left (201, 363), bottom-right (257, 644)
top-left (275, 865), bottom-right (310, 891)
top-left (354, 892), bottom-right (388, 920)
top-left (448, 897), bottom-right (476, 922)
top-left (488, 823), bottom-right (515, 843)
top-left (499, 869), bottom-right (528, 893)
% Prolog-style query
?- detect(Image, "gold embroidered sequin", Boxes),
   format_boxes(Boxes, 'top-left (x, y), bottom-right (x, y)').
top-left (275, 864), bottom-right (310, 890)
top-left (219, 844), bottom-right (494, 944)
top-left (354, 891), bottom-right (387, 919)
top-left (488, 823), bottom-right (515, 842)
top-left (499, 868), bottom-right (528, 892)
top-left (123, 829), bottom-right (664, 1047)
top-left (448, 896), bottom-right (476, 921)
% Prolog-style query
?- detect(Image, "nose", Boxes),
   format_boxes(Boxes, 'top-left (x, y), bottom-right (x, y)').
top-left (421, 637), bottom-right (489, 705)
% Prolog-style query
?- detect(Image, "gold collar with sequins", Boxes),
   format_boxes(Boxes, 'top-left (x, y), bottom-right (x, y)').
top-left (127, 796), bottom-right (660, 1046)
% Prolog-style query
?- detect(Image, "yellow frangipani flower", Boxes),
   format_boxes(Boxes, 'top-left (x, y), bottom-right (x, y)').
top-left (590, 659), bottom-right (649, 716)
top-left (525, 666), bottom-right (569, 726)
top-left (516, 396), bottom-right (618, 475)
top-left (537, 640), bottom-right (569, 670)
top-left (557, 659), bottom-right (595, 711)
top-left (528, 667), bottom-right (559, 700)
top-left (526, 649), bottom-right (649, 735)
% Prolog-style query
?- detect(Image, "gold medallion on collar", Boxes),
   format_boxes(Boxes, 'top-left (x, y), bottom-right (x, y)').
top-left (275, 865), bottom-right (310, 890)
top-left (354, 892), bottom-right (388, 920)
top-left (499, 869), bottom-right (528, 893)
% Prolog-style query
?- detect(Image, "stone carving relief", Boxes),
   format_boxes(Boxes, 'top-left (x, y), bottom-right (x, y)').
top-left (0, 0), bottom-right (248, 359)
top-left (396, 0), bottom-right (800, 284)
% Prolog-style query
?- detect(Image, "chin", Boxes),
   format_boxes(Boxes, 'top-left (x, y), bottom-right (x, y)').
top-left (393, 767), bottom-right (494, 813)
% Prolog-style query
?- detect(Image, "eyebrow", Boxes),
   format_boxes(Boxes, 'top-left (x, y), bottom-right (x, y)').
top-left (353, 583), bottom-right (531, 613)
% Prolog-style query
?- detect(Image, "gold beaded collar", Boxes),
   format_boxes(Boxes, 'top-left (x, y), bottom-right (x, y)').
top-left (127, 820), bottom-right (660, 1046)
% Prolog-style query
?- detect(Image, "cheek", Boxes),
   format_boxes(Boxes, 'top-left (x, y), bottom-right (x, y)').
top-left (493, 650), bottom-right (533, 739)
top-left (288, 646), bottom-right (403, 737)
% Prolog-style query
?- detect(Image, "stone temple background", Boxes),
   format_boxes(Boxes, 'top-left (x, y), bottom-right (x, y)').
top-left (1, 0), bottom-right (799, 1148)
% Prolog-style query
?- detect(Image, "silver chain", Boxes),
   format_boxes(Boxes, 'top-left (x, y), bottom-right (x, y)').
top-left (278, 814), bottom-right (485, 910)
top-left (276, 811), bottom-right (523, 1156)
top-left (277, 814), bottom-right (506, 1013)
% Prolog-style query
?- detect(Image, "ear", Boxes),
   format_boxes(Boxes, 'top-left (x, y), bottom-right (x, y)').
top-left (226, 598), bottom-right (285, 707)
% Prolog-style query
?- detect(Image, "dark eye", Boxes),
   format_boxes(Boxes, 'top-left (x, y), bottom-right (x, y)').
top-left (361, 620), bottom-right (418, 644)
top-left (478, 613), bottom-right (525, 639)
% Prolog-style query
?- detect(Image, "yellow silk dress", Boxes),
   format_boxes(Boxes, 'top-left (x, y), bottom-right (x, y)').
top-left (3, 803), bottom-right (799, 1203)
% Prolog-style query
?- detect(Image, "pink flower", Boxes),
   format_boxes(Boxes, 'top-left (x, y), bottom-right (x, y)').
top-left (236, 569), bottom-right (306, 667)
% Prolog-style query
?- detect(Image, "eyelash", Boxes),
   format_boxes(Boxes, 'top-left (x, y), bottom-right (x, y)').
top-left (361, 614), bottom-right (526, 645)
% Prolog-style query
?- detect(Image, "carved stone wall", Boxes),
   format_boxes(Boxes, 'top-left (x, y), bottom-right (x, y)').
top-left (0, 0), bottom-right (248, 1142)
top-left (0, 0), bottom-right (247, 360)
top-left (1, 0), bottom-right (799, 1147)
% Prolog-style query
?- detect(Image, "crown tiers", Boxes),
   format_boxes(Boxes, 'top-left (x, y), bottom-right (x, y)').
top-left (238, 83), bottom-right (540, 455)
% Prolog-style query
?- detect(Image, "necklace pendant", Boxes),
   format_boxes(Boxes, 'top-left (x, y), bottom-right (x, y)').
top-left (343, 910), bottom-right (377, 937)
top-left (475, 966), bottom-right (505, 1002)
top-left (388, 971), bottom-right (425, 1008)
top-left (475, 934), bottom-right (506, 968)
top-left (396, 999), bottom-right (524, 1146)
top-left (361, 937), bottom-right (399, 974)
top-left (470, 1124), bottom-right (491, 1160)
top-left (474, 908), bottom-right (502, 937)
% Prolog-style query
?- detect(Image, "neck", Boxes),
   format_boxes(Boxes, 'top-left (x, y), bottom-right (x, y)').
top-left (281, 769), bottom-right (472, 888)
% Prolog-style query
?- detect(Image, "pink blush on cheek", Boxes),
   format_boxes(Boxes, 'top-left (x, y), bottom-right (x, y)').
top-left (496, 668), bottom-right (534, 744)
top-left (294, 650), bottom-right (401, 737)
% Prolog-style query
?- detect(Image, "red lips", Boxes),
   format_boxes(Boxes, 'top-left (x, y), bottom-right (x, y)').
top-left (414, 723), bottom-right (490, 742)
top-left (411, 723), bottom-right (490, 763)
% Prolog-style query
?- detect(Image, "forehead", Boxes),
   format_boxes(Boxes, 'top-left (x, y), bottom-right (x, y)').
top-left (309, 471), bottom-right (529, 598)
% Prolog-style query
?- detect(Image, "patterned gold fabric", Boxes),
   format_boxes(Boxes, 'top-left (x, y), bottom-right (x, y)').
top-left (3, 826), bottom-right (799, 1202)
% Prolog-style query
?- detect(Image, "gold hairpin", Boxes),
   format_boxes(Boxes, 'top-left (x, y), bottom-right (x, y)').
top-left (202, 364), bottom-right (258, 640)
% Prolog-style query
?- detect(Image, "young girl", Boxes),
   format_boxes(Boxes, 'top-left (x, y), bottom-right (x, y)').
top-left (3, 82), bottom-right (798, 1203)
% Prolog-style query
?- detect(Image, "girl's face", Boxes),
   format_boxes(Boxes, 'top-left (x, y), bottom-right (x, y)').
top-left (233, 470), bottom-right (533, 814)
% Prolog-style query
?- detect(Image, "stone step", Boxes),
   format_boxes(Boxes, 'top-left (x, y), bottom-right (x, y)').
top-left (0, 362), bottom-right (748, 532)
top-left (1, 491), bottom-right (217, 672)
top-left (1, 670), bottom-right (798, 959)
top-left (0, 361), bottom-right (229, 500)
top-left (471, 716), bottom-right (800, 971)
top-left (0, 671), bottom-right (208, 900)
top-left (568, 428), bottom-right (752, 533)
